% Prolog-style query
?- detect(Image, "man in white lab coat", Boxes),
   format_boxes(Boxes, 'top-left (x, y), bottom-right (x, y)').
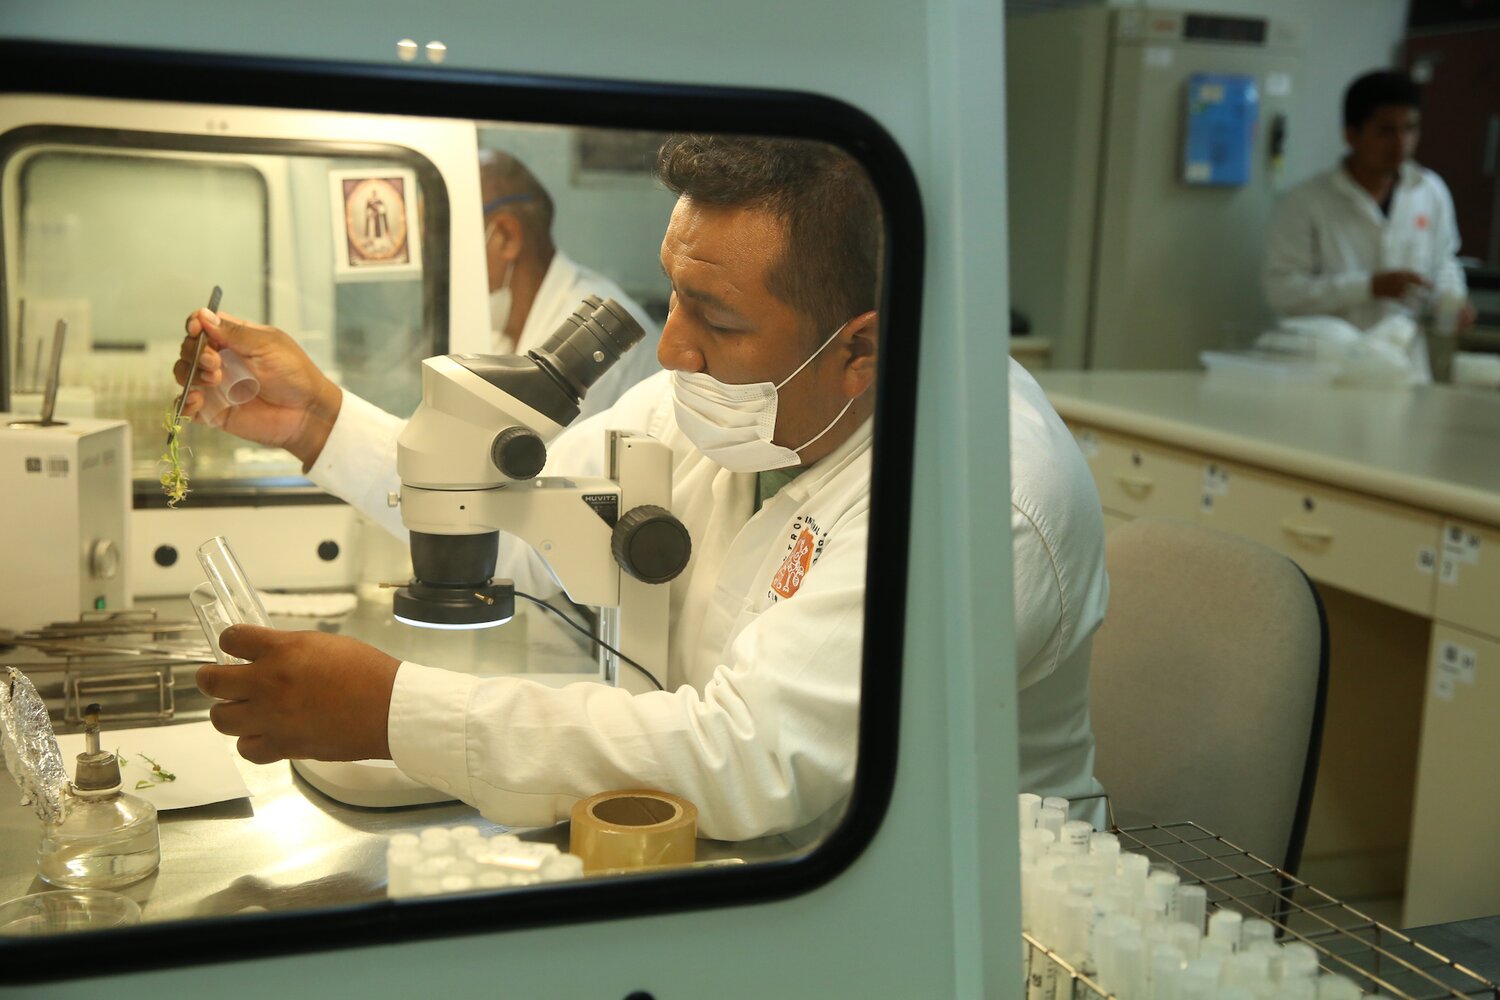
top-left (1263, 69), bottom-right (1476, 382)
top-left (479, 149), bottom-right (661, 419)
top-left (175, 135), bottom-right (1107, 840)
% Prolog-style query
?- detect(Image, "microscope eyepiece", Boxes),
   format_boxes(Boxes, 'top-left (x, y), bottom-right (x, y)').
top-left (451, 296), bottom-right (647, 429)
top-left (529, 296), bottom-right (647, 400)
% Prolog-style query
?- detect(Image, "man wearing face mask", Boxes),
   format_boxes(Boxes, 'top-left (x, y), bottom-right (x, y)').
top-left (174, 134), bottom-right (1105, 840)
top-left (479, 149), bottom-right (661, 419)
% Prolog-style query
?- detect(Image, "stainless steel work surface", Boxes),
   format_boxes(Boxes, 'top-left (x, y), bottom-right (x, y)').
top-left (1, 595), bottom-right (791, 925)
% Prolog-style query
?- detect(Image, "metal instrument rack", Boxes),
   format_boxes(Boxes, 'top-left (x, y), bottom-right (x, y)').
top-left (1025, 822), bottom-right (1500, 999)
top-left (1, 610), bottom-right (212, 724)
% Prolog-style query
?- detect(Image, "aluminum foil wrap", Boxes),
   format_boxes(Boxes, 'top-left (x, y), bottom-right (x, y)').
top-left (0, 667), bottom-right (67, 824)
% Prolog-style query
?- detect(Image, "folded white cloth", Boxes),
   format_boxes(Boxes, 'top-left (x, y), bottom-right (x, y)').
top-left (257, 590), bottom-right (359, 618)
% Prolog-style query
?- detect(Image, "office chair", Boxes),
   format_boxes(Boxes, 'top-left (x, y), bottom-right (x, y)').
top-left (1088, 518), bottom-right (1329, 875)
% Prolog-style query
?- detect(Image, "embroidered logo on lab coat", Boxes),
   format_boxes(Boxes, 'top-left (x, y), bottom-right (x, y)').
top-left (769, 514), bottom-right (827, 601)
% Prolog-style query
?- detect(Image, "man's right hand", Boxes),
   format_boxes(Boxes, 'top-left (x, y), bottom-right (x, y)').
top-left (175, 308), bottom-right (342, 469)
top-left (1371, 269), bottom-right (1431, 301)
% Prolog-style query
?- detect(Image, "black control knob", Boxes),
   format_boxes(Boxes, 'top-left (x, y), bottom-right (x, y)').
top-left (611, 505), bottom-right (691, 584)
top-left (490, 426), bottom-right (546, 480)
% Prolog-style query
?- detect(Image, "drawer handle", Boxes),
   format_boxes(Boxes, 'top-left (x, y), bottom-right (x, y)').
top-left (1115, 473), bottom-right (1154, 493)
top-left (1281, 521), bottom-right (1334, 543)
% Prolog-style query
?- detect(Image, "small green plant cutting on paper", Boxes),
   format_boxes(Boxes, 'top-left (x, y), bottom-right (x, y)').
top-left (134, 753), bottom-right (177, 790)
top-left (160, 408), bottom-right (190, 507)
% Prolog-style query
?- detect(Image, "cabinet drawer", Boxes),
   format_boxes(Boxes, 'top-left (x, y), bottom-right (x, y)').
top-left (1070, 426), bottom-right (1203, 523)
top-left (1405, 624), bottom-right (1500, 926)
top-left (1201, 464), bottom-right (1441, 615)
top-left (1434, 521), bottom-right (1500, 637)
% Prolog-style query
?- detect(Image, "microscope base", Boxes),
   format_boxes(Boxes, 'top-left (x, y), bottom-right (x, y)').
top-left (291, 758), bottom-right (456, 808)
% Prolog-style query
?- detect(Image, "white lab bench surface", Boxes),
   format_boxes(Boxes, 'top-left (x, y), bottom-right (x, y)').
top-left (0, 595), bottom-right (791, 926)
top-left (1037, 370), bottom-right (1500, 928)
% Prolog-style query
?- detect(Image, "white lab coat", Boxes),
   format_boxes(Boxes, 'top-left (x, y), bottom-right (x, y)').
top-left (1009, 361), bottom-right (1110, 824)
top-left (310, 371), bottom-right (870, 840)
top-left (1263, 162), bottom-right (1467, 382)
top-left (308, 362), bottom-right (1108, 838)
top-left (497, 249), bottom-right (663, 422)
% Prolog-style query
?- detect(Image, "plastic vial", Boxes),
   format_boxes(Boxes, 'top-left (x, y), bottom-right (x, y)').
top-left (1281, 979), bottom-right (1318, 1000)
top-left (1060, 820), bottom-right (1093, 854)
top-left (1144, 869), bottom-right (1181, 922)
top-left (1208, 909), bottom-right (1244, 952)
top-left (1172, 883), bottom-right (1208, 933)
top-left (1019, 792), bottom-right (1043, 831)
top-left (1179, 957), bottom-right (1222, 1000)
top-left (1199, 938), bottom-right (1233, 967)
top-left (1278, 941), bottom-right (1321, 982)
top-left (1088, 831), bottom-right (1120, 860)
top-left (1037, 804), bottom-right (1067, 841)
top-left (37, 705), bottom-right (160, 890)
top-left (1149, 944), bottom-right (1186, 1000)
top-left (1240, 917), bottom-right (1276, 951)
top-left (1164, 921), bottom-right (1198, 961)
top-left (1112, 928), bottom-right (1147, 999)
top-left (540, 853), bottom-right (584, 881)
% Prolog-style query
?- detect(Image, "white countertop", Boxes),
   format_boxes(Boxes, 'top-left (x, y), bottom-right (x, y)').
top-left (1035, 371), bottom-right (1500, 527)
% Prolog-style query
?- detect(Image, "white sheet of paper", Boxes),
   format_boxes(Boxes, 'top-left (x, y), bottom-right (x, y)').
top-left (56, 721), bottom-right (250, 811)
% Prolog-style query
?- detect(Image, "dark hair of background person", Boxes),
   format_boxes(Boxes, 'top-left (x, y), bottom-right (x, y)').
top-left (1343, 70), bottom-right (1422, 130)
top-left (479, 148), bottom-right (557, 252)
top-left (656, 134), bottom-right (883, 339)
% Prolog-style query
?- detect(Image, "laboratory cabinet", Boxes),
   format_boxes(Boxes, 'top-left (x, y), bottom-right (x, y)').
top-left (1195, 459), bottom-right (1441, 618)
top-left (1432, 521), bottom-right (1500, 638)
top-left (1040, 370), bottom-right (1500, 927)
top-left (1406, 623), bottom-right (1500, 928)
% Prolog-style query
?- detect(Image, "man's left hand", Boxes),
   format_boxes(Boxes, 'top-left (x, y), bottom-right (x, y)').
top-left (198, 626), bottom-right (401, 765)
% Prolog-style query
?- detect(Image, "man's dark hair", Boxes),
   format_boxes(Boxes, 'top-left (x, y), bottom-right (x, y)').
top-left (656, 134), bottom-right (882, 336)
top-left (1343, 70), bottom-right (1421, 130)
top-left (479, 149), bottom-right (556, 250)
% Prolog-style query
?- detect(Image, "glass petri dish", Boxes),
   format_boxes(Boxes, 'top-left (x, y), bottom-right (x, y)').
top-left (0, 889), bottom-right (141, 936)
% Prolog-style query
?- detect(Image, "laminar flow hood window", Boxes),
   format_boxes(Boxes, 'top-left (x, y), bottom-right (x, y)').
top-left (0, 39), bottom-right (922, 985)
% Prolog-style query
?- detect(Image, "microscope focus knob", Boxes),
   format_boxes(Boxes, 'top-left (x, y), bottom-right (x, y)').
top-left (612, 505), bottom-right (691, 585)
top-left (490, 426), bottom-right (546, 480)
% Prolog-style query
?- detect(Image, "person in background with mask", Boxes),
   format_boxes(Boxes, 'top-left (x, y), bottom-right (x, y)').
top-left (1263, 69), bottom-right (1476, 382)
top-left (480, 149), bottom-right (661, 419)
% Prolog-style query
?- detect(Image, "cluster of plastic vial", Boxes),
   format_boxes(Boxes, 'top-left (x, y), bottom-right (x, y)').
top-left (1020, 794), bottom-right (1367, 1000)
top-left (386, 825), bottom-right (585, 899)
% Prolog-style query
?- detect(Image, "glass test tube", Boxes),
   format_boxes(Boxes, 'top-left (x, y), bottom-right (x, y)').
top-left (192, 536), bottom-right (270, 662)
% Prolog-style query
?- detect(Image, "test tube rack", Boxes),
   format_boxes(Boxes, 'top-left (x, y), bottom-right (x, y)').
top-left (1026, 822), bottom-right (1500, 1000)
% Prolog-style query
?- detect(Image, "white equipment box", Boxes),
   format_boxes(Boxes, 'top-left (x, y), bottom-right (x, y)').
top-left (0, 414), bottom-right (131, 630)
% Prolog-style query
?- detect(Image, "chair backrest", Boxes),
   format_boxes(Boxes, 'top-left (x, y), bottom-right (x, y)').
top-left (1089, 518), bottom-right (1328, 873)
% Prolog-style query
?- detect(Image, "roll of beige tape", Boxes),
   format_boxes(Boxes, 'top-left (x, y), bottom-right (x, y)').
top-left (569, 789), bottom-right (698, 873)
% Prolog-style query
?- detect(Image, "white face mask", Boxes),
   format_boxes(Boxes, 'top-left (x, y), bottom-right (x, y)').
top-left (671, 320), bottom-right (856, 473)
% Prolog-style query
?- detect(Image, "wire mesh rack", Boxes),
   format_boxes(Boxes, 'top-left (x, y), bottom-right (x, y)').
top-left (2, 609), bottom-right (211, 724)
top-left (1025, 821), bottom-right (1499, 999)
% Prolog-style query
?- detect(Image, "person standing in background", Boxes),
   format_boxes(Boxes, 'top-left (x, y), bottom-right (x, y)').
top-left (479, 149), bottom-right (662, 419)
top-left (1263, 69), bottom-right (1476, 382)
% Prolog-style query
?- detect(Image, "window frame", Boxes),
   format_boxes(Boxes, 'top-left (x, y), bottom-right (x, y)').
top-left (0, 38), bottom-right (925, 984)
top-left (0, 126), bottom-right (452, 505)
